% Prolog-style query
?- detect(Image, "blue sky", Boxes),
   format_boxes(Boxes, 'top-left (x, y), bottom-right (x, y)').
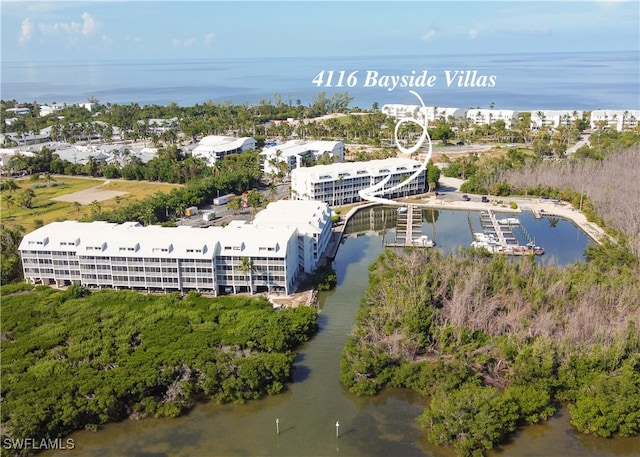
top-left (1, 1), bottom-right (639, 61)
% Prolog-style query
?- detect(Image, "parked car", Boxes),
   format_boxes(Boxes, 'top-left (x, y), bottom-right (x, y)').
top-left (462, 194), bottom-right (471, 201)
top-left (481, 196), bottom-right (489, 203)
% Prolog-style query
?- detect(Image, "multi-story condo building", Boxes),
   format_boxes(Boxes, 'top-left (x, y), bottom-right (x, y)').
top-left (381, 104), bottom-right (466, 123)
top-left (590, 110), bottom-right (640, 132)
top-left (530, 110), bottom-right (584, 131)
top-left (260, 140), bottom-right (344, 176)
top-left (253, 200), bottom-right (333, 273)
top-left (290, 158), bottom-right (425, 206)
top-left (191, 135), bottom-right (257, 166)
top-left (19, 201), bottom-right (333, 295)
top-left (466, 109), bottom-right (519, 129)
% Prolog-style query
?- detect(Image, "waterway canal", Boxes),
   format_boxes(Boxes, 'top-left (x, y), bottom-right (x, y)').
top-left (42, 208), bottom-right (639, 457)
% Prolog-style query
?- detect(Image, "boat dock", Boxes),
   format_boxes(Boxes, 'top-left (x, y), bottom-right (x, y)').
top-left (479, 210), bottom-right (517, 246)
top-left (386, 204), bottom-right (434, 248)
top-left (474, 210), bottom-right (544, 256)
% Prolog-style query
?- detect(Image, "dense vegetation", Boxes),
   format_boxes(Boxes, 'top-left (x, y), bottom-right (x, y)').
top-left (340, 247), bottom-right (640, 456)
top-left (503, 146), bottom-right (640, 257)
top-left (0, 286), bottom-right (317, 455)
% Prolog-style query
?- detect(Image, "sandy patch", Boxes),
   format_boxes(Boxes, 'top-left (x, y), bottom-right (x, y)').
top-left (52, 184), bottom-right (128, 205)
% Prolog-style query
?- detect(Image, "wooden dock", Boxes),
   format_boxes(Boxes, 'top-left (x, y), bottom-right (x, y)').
top-left (386, 204), bottom-right (434, 248)
top-left (476, 210), bottom-right (544, 256)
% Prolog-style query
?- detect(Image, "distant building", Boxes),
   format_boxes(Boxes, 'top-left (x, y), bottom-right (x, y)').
top-left (590, 110), bottom-right (640, 131)
top-left (191, 135), bottom-right (257, 166)
top-left (530, 110), bottom-right (583, 131)
top-left (138, 118), bottom-right (179, 135)
top-left (290, 157), bottom-right (425, 206)
top-left (18, 201), bottom-right (333, 295)
top-left (381, 104), bottom-right (466, 123)
top-left (39, 104), bottom-right (66, 117)
top-left (6, 107), bottom-right (30, 116)
top-left (467, 109), bottom-right (519, 128)
top-left (80, 102), bottom-right (98, 112)
top-left (260, 140), bottom-right (344, 176)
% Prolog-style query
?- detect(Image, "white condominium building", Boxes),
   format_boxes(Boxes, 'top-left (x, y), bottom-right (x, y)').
top-left (260, 140), bottom-right (344, 176)
top-left (253, 200), bottom-right (333, 273)
top-left (530, 110), bottom-right (584, 131)
top-left (19, 201), bottom-right (333, 295)
top-left (466, 109), bottom-right (519, 128)
top-left (290, 158), bottom-right (426, 206)
top-left (191, 135), bottom-right (257, 166)
top-left (590, 110), bottom-right (640, 131)
top-left (381, 104), bottom-right (466, 123)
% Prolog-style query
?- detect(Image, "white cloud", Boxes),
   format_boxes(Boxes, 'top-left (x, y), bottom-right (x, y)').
top-left (81, 12), bottom-right (100, 37)
top-left (204, 33), bottom-right (215, 47)
top-left (468, 28), bottom-right (479, 39)
top-left (173, 33), bottom-right (217, 48)
top-left (36, 12), bottom-right (100, 38)
top-left (421, 30), bottom-right (437, 42)
top-left (19, 18), bottom-right (33, 44)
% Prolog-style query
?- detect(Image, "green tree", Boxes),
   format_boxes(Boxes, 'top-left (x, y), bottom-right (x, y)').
top-left (238, 256), bottom-right (256, 294)
top-left (419, 381), bottom-right (520, 457)
top-left (19, 188), bottom-right (36, 209)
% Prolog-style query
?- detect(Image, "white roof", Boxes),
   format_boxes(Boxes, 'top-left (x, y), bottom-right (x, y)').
top-left (216, 220), bottom-right (295, 257)
top-left (260, 139), bottom-right (342, 158)
top-left (253, 200), bottom-right (330, 234)
top-left (20, 219), bottom-right (295, 260)
top-left (195, 135), bottom-right (255, 152)
top-left (591, 109), bottom-right (639, 119)
top-left (291, 157), bottom-right (422, 181)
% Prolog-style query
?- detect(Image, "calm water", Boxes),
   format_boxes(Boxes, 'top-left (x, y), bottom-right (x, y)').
top-left (40, 208), bottom-right (640, 457)
top-left (2, 51), bottom-right (638, 109)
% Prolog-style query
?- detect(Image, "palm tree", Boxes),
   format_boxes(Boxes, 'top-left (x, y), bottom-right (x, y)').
top-left (44, 172), bottom-right (54, 187)
top-left (2, 193), bottom-right (15, 209)
top-left (238, 256), bottom-right (256, 294)
top-left (2, 179), bottom-right (19, 193)
top-left (19, 188), bottom-right (36, 209)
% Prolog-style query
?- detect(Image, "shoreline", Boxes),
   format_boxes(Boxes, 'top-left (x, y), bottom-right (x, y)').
top-left (335, 195), bottom-right (608, 245)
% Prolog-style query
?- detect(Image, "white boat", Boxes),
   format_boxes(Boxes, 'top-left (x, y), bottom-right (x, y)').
top-left (473, 232), bottom-right (498, 243)
top-left (498, 217), bottom-right (520, 225)
top-left (397, 207), bottom-right (408, 215)
top-left (471, 240), bottom-right (503, 253)
top-left (412, 235), bottom-right (434, 247)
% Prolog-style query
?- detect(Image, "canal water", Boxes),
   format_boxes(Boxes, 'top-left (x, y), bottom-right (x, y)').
top-left (42, 209), bottom-right (639, 457)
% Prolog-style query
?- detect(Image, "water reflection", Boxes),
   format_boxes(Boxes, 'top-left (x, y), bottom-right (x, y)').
top-left (39, 208), bottom-right (638, 457)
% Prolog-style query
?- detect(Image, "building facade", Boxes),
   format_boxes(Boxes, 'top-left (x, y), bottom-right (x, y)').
top-left (530, 110), bottom-right (584, 131)
top-left (19, 201), bottom-right (333, 295)
top-left (290, 158), bottom-right (426, 206)
top-left (253, 200), bottom-right (333, 273)
top-left (381, 104), bottom-right (466, 123)
top-left (466, 109), bottom-right (519, 128)
top-left (191, 135), bottom-right (257, 166)
top-left (590, 110), bottom-right (640, 131)
top-left (260, 140), bottom-right (344, 176)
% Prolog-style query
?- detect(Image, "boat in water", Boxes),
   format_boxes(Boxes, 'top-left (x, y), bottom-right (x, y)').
top-left (412, 235), bottom-right (435, 247)
top-left (498, 217), bottom-right (520, 225)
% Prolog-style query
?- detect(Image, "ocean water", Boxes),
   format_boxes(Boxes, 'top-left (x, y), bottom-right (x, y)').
top-left (1, 51), bottom-right (638, 110)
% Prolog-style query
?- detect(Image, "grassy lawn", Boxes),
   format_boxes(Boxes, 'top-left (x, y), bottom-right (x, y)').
top-left (1, 176), bottom-right (181, 231)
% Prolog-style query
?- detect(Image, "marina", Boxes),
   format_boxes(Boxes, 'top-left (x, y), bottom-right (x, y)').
top-left (385, 204), bottom-right (435, 248)
top-left (473, 209), bottom-right (544, 256)
top-left (469, 209), bottom-right (544, 256)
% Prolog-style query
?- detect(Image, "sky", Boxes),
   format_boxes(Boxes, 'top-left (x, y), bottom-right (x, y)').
top-left (1, 0), bottom-right (639, 62)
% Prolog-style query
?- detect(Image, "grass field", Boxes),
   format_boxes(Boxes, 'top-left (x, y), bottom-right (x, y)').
top-left (1, 175), bottom-right (182, 231)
